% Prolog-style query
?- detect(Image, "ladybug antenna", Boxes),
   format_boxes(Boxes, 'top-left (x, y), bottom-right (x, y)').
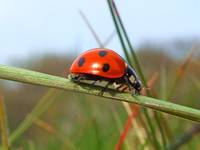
top-left (142, 87), bottom-right (151, 90)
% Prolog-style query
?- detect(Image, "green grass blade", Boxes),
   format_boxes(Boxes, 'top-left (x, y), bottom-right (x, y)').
top-left (79, 10), bottom-right (104, 48)
top-left (107, 0), bottom-right (163, 148)
top-left (0, 64), bottom-right (200, 122)
top-left (10, 89), bottom-right (63, 143)
top-left (34, 118), bottom-right (78, 150)
top-left (0, 95), bottom-right (10, 150)
top-left (192, 76), bottom-right (200, 90)
top-left (106, 0), bottom-right (132, 64)
top-left (167, 47), bottom-right (194, 100)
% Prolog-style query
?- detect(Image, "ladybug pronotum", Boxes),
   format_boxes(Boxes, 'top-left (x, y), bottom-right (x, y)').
top-left (69, 48), bottom-right (142, 94)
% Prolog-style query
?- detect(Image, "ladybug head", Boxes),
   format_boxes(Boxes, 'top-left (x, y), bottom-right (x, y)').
top-left (133, 79), bottom-right (142, 93)
top-left (126, 66), bottom-right (142, 94)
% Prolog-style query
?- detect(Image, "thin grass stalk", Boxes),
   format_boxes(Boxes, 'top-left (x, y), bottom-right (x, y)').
top-left (167, 46), bottom-right (195, 100)
top-left (107, 0), bottom-right (154, 144)
top-left (77, 95), bottom-right (102, 149)
top-left (10, 89), bottom-right (63, 143)
top-left (160, 64), bottom-right (174, 141)
top-left (0, 95), bottom-right (10, 150)
top-left (110, 0), bottom-right (146, 87)
top-left (102, 31), bottom-right (116, 46)
top-left (80, 11), bottom-right (144, 148)
top-left (164, 47), bottom-right (195, 143)
top-left (107, 0), bottom-right (163, 148)
top-left (160, 65), bottom-right (167, 100)
top-left (79, 10), bottom-right (104, 48)
top-left (122, 103), bottom-right (148, 149)
top-left (115, 104), bottom-right (139, 150)
top-left (168, 124), bottom-right (200, 150)
top-left (111, 1), bottom-right (169, 148)
top-left (192, 76), bottom-right (200, 90)
top-left (110, 106), bottom-right (130, 150)
top-left (34, 118), bottom-right (78, 150)
top-left (106, 0), bottom-right (132, 65)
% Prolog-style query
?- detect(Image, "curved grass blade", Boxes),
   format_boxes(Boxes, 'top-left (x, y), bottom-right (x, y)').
top-left (0, 65), bottom-right (200, 122)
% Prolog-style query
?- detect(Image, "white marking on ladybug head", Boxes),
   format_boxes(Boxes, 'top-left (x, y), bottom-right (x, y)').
top-left (129, 75), bottom-right (136, 84)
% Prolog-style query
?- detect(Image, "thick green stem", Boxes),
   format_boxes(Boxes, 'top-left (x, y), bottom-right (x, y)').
top-left (0, 64), bottom-right (200, 122)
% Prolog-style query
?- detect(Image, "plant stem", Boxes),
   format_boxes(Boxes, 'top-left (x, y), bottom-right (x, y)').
top-left (107, 0), bottom-right (164, 148)
top-left (0, 64), bottom-right (200, 122)
top-left (107, 0), bottom-right (132, 64)
top-left (0, 95), bottom-right (10, 150)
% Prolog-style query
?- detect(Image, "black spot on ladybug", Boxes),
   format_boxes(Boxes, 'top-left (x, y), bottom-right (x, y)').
top-left (102, 63), bottom-right (110, 72)
top-left (99, 50), bottom-right (107, 57)
top-left (78, 57), bottom-right (85, 67)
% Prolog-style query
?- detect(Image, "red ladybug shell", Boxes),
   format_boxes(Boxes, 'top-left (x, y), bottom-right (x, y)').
top-left (70, 48), bottom-right (127, 78)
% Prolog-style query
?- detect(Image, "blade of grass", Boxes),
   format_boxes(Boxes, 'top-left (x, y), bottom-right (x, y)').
top-left (147, 72), bottom-right (169, 148)
top-left (122, 102), bottom-right (148, 149)
top-left (10, 89), bottom-right (64, 143)
top-left (79, 9), bottom-right (116, 48)
top-left (106, 0), bottom-right (133, 65)
top-left (110, 105), bottom-right (131, 150)
top-left (0, 65), bottom-right (200, 122)
top-left (34, 118), bottom-right (78, 150)
top-left (110, 0), bottom-right (145, 82)
top-left (168, 124), bottom-right (200, 150)
top-left (115, 105), bottom-right (139, 150)
top-left (0, 95), bottom-right (10, 150)
top-left (117, 73), bottom-right (160, 150)
top-left (167, 46), bottom-right (195, 100)
top-left (102, 31), bottom-right (116, 46)
top-left (192, 76), bottom-right (200, 90)
top-left (79, 10), bottom-right (104, 48)
top-left (112, 1), bottom-right (171, 148)
top-left (160, 65), bottom-right (167, 100)
top-left (77, 95), bottom-right (102, 150)
top-left (107, 0), bottom-right (163, 148)
top-left (160, 64), bottom-right (174, 141)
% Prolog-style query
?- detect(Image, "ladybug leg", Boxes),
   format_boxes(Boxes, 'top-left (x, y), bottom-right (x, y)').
top-left (116, 84), bottom-right (124, 90)
top-left (124, 76), bottom-right (132, 91)
top-left (98, 81), bottom-right (111, 96)
top-left (91, 80), bottom-right (98, 86)
top-left (78, 76), bottom-right (86, 81)
top-left (71, 75), bottom-right (86, 83)
top-left (116, 84), bottom-right (129, 92)
top-left (121, 86), bottom-right (128, 92)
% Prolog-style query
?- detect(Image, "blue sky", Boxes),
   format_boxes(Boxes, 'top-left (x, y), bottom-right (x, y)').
top-left (0, 0), bottom-right (200, 64)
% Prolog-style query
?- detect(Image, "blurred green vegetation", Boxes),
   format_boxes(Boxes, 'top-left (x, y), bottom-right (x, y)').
top-left (0, 42), bottom-right (200, 149)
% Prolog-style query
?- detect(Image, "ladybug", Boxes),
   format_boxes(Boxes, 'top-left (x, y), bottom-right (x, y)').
top-left (69, 48), bottom-right (142, 94)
